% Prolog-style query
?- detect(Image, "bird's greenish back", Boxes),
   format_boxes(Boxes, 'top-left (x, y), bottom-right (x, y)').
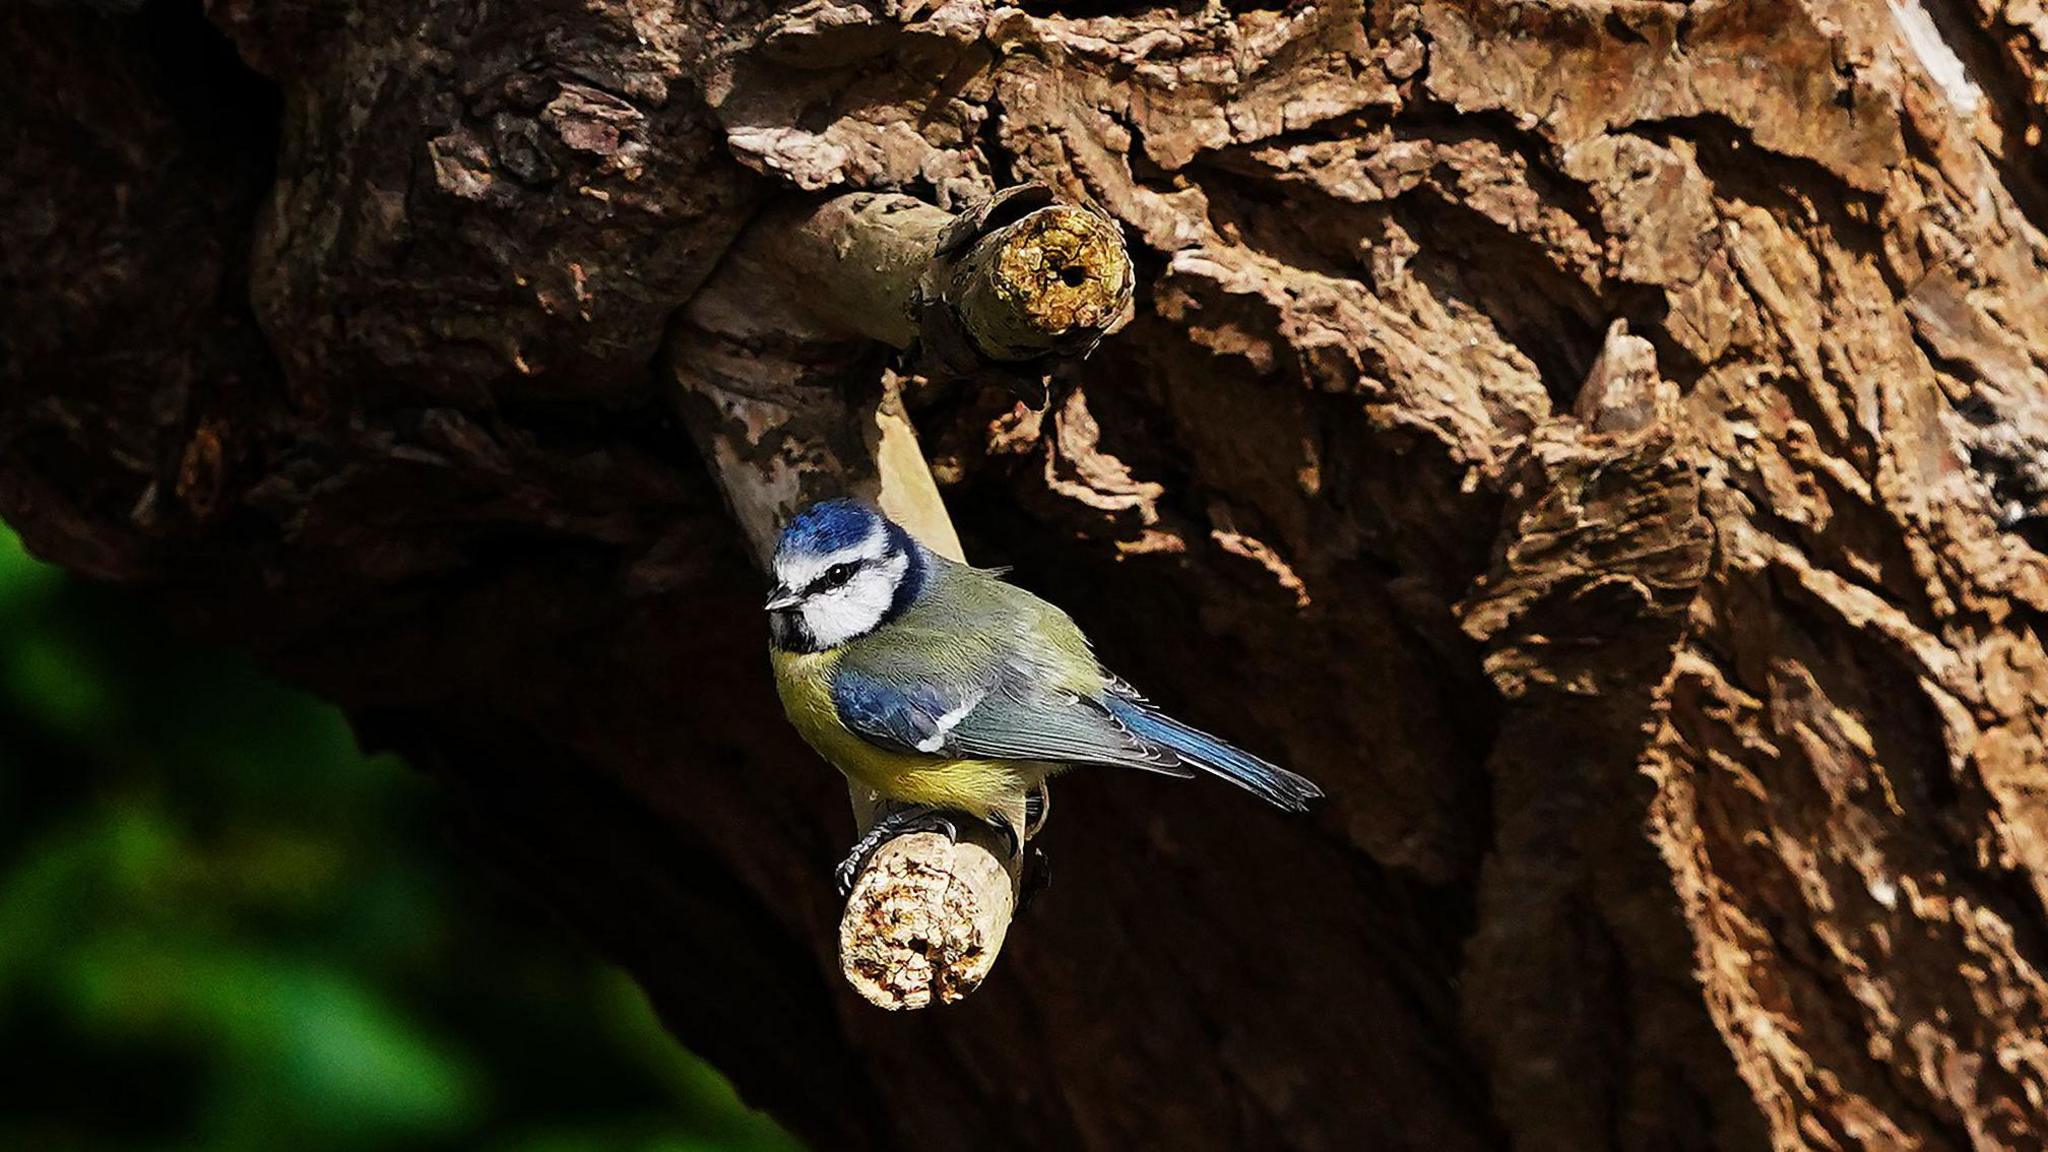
top-left (842, 552), bottom-right (1106, 699)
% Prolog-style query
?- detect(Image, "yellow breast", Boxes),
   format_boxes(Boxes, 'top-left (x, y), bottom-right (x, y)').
top-left (769, 646), bottom-right (1033, 820)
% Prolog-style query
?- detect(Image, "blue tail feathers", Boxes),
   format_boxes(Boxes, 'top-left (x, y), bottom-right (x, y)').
top-left (1102, 695), bottom-right (1323, 813)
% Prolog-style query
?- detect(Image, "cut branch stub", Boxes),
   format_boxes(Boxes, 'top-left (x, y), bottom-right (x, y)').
top-left (837, 828), bottom-right (1017, 1010)
top-left (916, 184), bottom-right (1134, 400)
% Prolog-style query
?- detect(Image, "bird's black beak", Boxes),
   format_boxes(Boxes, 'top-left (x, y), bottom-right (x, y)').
top-left (764, 584), bottom-right (800, 612)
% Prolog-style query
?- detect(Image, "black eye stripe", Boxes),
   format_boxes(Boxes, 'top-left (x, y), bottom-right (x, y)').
top-left (807, 561), bottom-right (859, 593)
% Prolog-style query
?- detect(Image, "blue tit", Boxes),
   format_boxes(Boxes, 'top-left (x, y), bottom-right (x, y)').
top-left (765, 498), bottom-right (1321, 889)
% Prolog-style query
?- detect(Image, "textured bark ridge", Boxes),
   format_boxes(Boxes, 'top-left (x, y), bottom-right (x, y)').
top-left (9, 0), bottom-right (2048, 1149)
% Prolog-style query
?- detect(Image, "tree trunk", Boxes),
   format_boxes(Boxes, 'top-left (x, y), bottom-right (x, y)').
top-left (8, 0), bottom-right (2048, 1148)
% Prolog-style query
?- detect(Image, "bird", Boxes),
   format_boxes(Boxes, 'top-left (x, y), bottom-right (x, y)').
top-left (764, 498), bottom-right (1322, 893)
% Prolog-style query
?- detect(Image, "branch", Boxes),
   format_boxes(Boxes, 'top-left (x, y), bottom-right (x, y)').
top-left (837, 830), bottom-right (1016, 1009)
top-left (666, 184), bottom-right (1132, 1008)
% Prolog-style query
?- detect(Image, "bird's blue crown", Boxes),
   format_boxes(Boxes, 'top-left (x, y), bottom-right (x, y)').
top-left (776, 498), bottom-right (885, 560)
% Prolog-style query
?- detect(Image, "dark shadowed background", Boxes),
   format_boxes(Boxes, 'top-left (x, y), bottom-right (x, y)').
top-left (0, 522), bottom-right (799, 1152)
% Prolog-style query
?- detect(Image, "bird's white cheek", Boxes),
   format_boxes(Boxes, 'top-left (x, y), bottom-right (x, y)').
top-left (801, 573), bottom-right (894, 648)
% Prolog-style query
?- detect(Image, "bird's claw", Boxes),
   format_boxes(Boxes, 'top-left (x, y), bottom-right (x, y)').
top-left (832, 852), bottom-right (864, 899)
top-left (1023, 782), bottom-right (1050, 841)
top-left (834, 806), bottom-right (966, 898)
top-left (834, 807), bottom-right (1045, 901)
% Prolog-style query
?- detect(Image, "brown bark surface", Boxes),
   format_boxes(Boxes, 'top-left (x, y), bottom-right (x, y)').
top-left (7, 1), bottom-right (2048, 1149)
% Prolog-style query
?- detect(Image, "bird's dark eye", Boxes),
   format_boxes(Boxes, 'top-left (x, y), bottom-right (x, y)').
top-left (820, 562), bottom-right (857, 589)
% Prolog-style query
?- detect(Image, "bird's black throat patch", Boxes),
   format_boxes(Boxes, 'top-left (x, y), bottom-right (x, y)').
top-left (769, 609), bottom-right (817, 654)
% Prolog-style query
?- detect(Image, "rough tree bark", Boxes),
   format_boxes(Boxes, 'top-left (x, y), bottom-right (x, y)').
top-left (6, 0), bottom-right (2048, 1149)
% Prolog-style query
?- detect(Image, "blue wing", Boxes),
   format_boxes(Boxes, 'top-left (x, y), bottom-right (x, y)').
top-left (829, 669), bottom-right (962, 756)
top-left (1098, 680), bottom-right (1322, 812)
top-left (830, 660), bottom-right (1192, 776)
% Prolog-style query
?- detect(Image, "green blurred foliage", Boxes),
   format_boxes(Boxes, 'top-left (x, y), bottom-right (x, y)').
top-left (0, 524), bottom-right (800, 1152)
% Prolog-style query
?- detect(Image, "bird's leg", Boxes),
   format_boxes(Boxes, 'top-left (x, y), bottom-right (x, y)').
top-left (980, 812), bottom-right (1022, 860)
top-left (837, 799), bottom-right (1051, 908)
top-left (834, 805), bottom-right (963, 897)
top-left (1023, 781), bottom-right (1050, 841)
top-left (1012, 781), bottom-right (1052, 913)
top-left (975, 804), bottom-right (1053, 913)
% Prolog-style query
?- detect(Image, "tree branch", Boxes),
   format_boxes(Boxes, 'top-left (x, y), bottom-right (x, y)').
top-left (666, 184), bottom-right (1132, 1007)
